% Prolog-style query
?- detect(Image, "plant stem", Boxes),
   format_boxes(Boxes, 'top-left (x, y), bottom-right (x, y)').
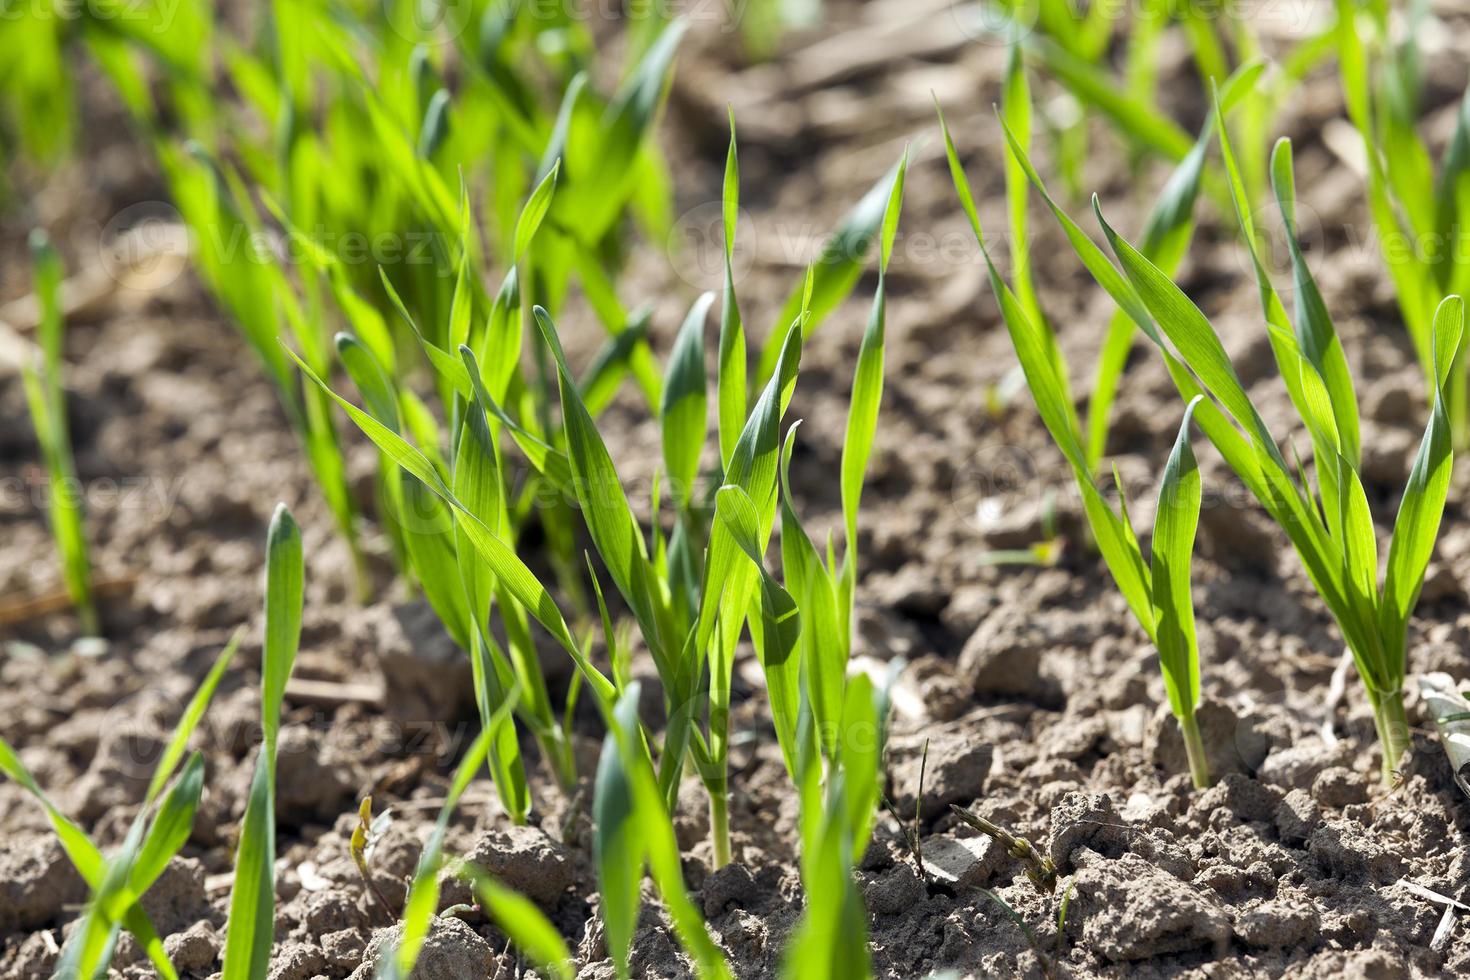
top-left (546, 729), bottom-right (579, 794)
top-left (1179, 712), bottom-right (1211, 789)
top-left (1369, 687), bottom-right (1411, 785)
top-left (709, 780), bottom-right (731, 869)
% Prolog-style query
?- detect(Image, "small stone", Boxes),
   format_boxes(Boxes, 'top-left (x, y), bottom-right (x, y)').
top-left (1233, 899), bottom-right (1320, 948)
top-left (674, 780), bottom-right (711, 852)
top-left (138, 857), bottom-right (209, 936)
top-left (268, 942), bottom-right (327, 980)
top-left (1311, 766), bottom-right (1369, 808)
top-left (462, 825), bottom-right (576, 908)
top-left (351, 601), bottom-right (477, 721)
top-left (1420, 562), bottom-right (1463, 603)
top-left (920, 835), bottom-right (1001, 890)
top-left (1049, 792), bottom-right (1129, 871)
top-left (275, 726), bottom-right (357, 824)
top-left (322, 927), bottom-right (368, 972)
top-left (300, 888), bottom-right (369, 934)
top-left (1274, 789), bottom-right (1322, 846)
top-left (1366, 376), bottom-right (1419, 426)
top-left (1197, 502), bottom-right (1280, 574)
top-left (1360, 428), bottom-right (1418, 486)
top-left (1043, 715), bottom-right (1107, 761)
top-left (899, 655), bottom-right (971, 723)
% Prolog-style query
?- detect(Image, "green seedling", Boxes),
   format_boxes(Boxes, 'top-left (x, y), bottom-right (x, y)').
top-left (779, 672), bottom-right (892, 980)
top-left (1004, 80), bottom-right (1465, 783)
top-left (0, 629), bottom-right (240, 978)
top-left (21, 231), bottom-right (97, 635)
top-left (350, 796), bottom-right (398, 923)
top-left (1055, 877), bottom-right (1076, 960)
top-left (944, 110), bottom-right (1215, 786)
top-left (593, 683), bottom-right (732, 980)
top-left (222, 505), bottom-right (305, 980)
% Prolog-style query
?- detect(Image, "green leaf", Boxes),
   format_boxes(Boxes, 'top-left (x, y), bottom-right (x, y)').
top-left (260, 504), bottom-right (304, 761)
top-left (1270, 138), bottom-right (1361, 465)
top-left (383, 695), bottom-right (516, 979)
top-left (714, 484), bottom-right (802, 777)
top-left (599, 685), bottom-right (732, 980)
top-left (661, 292), bottom-right (714, 509)
top-left (335, 334), bottom-right (399, 432)
top-left (513, 159), bottom-right (559, 263)
top-left (1380, 295), bottom-right (1464, 680)
top-left (717, 111), bottom-right (746, 469)
top-left (288, 345), bottom-right (615, 705)
top-left (840, 149), bottom-right (906, 559)
top-left (1151, 397), bottom-right (1204, 721)
top-left (593, 694), bottom-right (642, 979)
top-left (532, 307), bottom-right (670, 670)
top-left (462, 870), bottom-right (574, 980)
top-left (223, 505), bottom-right (304, 980)
top-left (777, 427), bottom-right (843, 762)
top-left (755, 156), bottom-right (907, 386)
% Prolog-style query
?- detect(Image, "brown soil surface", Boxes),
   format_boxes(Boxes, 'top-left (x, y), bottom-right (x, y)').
top-left (4, 2), bottom-right (1470, 978)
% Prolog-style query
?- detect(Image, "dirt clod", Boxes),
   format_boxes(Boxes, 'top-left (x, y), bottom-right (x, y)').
top-left (0, 836), bottom-right (87, 933)
top-left (1192, 773), bottom-right (1280, 824)
top-left (1258, 740), bottom-right (1355, 790)
top-left (1049, 792), bottom-right (1129, 871)
top-left (1070, 853), bottom-right (1232, 962)
top-left (861, 863), bottom-right (927, 916)
top-left (890, 732), bottom-right (992, 820)
top-left (1311, 765), bottom-right (1370, 808)
top-left (958, 605), bottom-right (1045, 697)
top-left (162, 921), bottom-right (220, 974)
top-left (1274, 789), bottom-right (1323, 846)
top-left (1308, 822), bottom-right (1404, 881)
top-left (348, 917), bottom-right (495, 980)
top-left (1232, 899), bottom-right (1321, 949)
top-left (701, 861), bottom-right (758, 917)
top-left (1147, 699), bottom-right (1268, 780)
top-left (461, 825), bottom-right (575, 908)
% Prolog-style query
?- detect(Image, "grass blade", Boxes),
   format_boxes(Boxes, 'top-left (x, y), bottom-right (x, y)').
top-left (222, 505), bottom-right (304, 980)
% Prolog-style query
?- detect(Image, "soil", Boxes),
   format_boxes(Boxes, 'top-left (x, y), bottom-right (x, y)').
top-left (5, 1), bottom-right (1470, 978)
